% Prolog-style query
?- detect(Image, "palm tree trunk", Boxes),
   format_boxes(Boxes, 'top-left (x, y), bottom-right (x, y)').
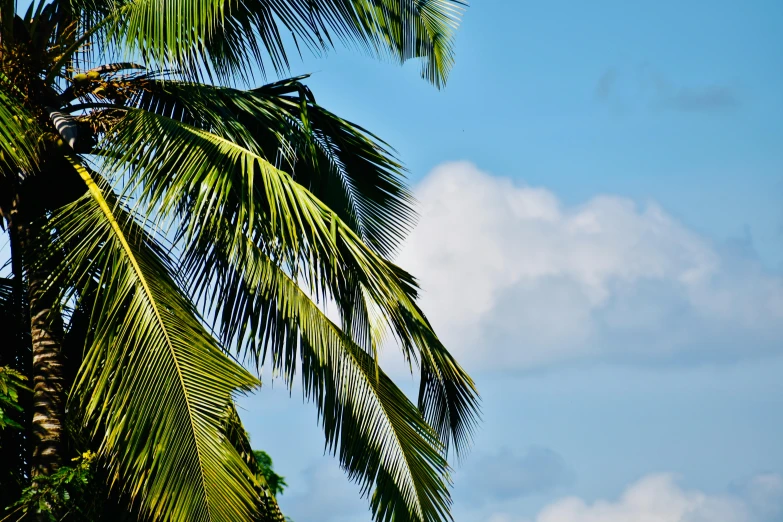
top-left (16, 221), bottom-right (65, 478)
top-left (28, 273), bottom-right (65, 477)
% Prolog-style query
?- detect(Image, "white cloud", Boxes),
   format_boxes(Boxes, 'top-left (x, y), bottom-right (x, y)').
top-left (485, 473), bottom-right (782, 522)
top-left (534, 473), bottom-right (780, 522)
top-left (395, 162), bottom-right (783, 371)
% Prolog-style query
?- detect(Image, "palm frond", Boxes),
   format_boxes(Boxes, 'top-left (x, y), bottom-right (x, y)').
top-left (98, 108), bottom-right (478, 459)
top-left (188, 229), bottom-right (453, 521)
top-left (126, 76), bottom-right (414, 257)
top-left (0, 86), bottom-right (37, 175)
top-left (43, 159), bottom-right (261, 522)
top-left (289, 0), bottom-right (466, 87)
top-left (98, 0), bottom-right (464, 86)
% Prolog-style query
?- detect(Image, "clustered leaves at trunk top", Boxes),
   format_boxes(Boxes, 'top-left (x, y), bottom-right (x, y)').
top-left (0, 0), bottom-right (479, 521)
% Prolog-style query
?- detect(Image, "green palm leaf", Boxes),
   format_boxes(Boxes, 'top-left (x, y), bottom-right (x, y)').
top-left (188, 230), bottom-right (453, 520)
top-left (126, 76), bottom-right (414, 257)
top-left (44, 160), bottom-right (261, 522)
top-left (0, 86), bottom-right (37, 175)
top-left (117, 78), bottom-right (477, 451)
top-left (100, 0), bottom-right (464, 86)
top-left (100, 107), bottom-right (478, 451)
top-left (94, 108), bottom-right (478, 516)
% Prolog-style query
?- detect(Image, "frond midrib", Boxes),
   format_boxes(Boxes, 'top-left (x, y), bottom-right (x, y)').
top-left (68, 158), bottom-right (215, 521)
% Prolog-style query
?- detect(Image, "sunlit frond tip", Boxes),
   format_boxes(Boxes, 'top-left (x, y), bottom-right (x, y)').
top-left (343, 0), bottom-right (468, 88)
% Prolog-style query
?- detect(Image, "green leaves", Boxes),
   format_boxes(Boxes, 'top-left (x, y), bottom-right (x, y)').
top-left (305, 0), bottom-right (466, 87)
top-left (199, 234), bottom-right (454, 520)
top-left (0, 366), bottom-right (28, 431)
top-left (94, 103), bottom-right (478, 520)
top-left (0, 87), bottom-right (38, 175)
top-left (253, 451), bottom-right (288, 497)
top-left (47, 161), bottom-right (261, 522)
top-left (127, 77), bottom-right (415, 257)
top-left (103, 0), bottom-right (464, 85)
top-left (10, 451), bottom-right (97, 521)
top-left (2, 1), bottom-right (476, 519)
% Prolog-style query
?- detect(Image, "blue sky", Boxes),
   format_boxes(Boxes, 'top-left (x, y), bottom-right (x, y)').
top-left (237, 1), bottom-right (783, 521)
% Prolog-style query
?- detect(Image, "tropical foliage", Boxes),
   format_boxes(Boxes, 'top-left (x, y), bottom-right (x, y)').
top-left (0, 0), bottom-right (479, 521)
top-left (0, 366), bottom-right (27, 431)
top-left (254, 451), bottom-right (288, 498)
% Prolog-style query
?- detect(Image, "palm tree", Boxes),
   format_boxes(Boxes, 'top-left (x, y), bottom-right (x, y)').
top-left (0, 1), bottom-right (479, 521)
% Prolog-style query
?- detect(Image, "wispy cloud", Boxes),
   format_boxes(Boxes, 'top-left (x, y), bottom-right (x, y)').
top-left (455, 447), bottom-right (575, 506)
top-left (645, 68), bottom-right (740, 112)
top-left (594, 68), bottom-right (617, 101)
top-left (594, 65), bottom-right (740, 113)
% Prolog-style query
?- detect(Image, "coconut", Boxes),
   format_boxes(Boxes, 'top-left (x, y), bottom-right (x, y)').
top-left (73, 73), bottom-right (89, 86)
top-left (86, 70), bottom-right (101, 81)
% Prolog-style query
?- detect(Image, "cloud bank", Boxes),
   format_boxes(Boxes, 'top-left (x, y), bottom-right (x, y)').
top-left (396, 162), bottom-right (783, 372)
top-left (500, 473), bottom-right (783, 522)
